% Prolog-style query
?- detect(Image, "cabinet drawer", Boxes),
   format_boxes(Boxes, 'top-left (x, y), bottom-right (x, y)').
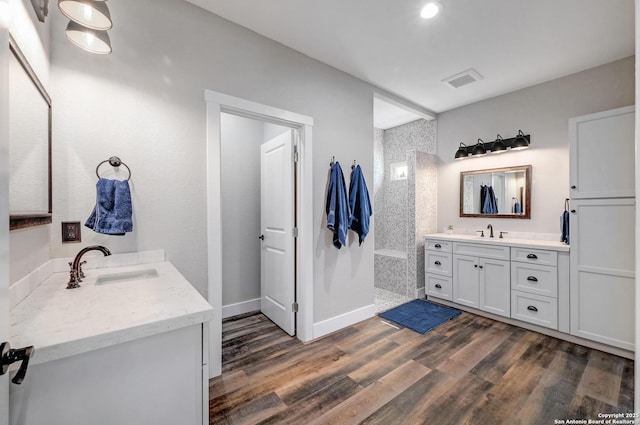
top-left (425, 239), bottom-right (452, 253)
top-left (453, 242), bottom-right (510, 260)
top-left (426, 275), bottom-right (452, 301)
top-left (426, 252), bottom-right (452, 276)
top-left (511, 263), bottom-right (558, 298)
top-left (511, 291), bottom-right (558, 330)
top-left (511, 248), bottom-right (557, 266)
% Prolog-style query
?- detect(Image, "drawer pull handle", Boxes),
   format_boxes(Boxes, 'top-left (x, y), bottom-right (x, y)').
top-left (479, 265), bottom-right (483, 269)
top-left (434, 244), bottom-right (442, 248)
top-left (526, 254), bottom-right (538, 259)
top-left (526, 276), bottom-right (538, 282)
top-left (435, 284), bottom-right (442, 289)
top-left (527, 306), bottom-right (538, 312)
top-left (474, 264), bottom-right (478, 268)
top-left (434, 261), bottom-right (441, 265)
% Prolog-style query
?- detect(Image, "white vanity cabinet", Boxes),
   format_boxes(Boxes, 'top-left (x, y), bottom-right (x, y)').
top-left (510, 248), bottom-right (559, 330)
top-left (425, 240), bottom-right (453, 301)
top-left (452, 243), bottom-right (510, 318)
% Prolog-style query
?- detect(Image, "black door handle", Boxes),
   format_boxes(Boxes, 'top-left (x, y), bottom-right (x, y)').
top-left (527, 306), bottom-right (538, 312)
top-left (571, 185), bottom-right (576, 189)
top-left (258, 235), bottom-right (264, 240)
top-left (526, 276), bottom-right (538, 282)
top-left (479, 265), bottom-right (483, 269)
top-left (0, 342), bottom-right (34, 385)
top-left (434, 243), bottom-right (441, 248)
top-left (434, 261), bottom-right (441, 265)
top-left (571, 209), bottom-right (576, 213)
top-left (526, 254), bottom-right (538, 259)
top-left (474, 264), bottom-right (478, 268)
top-left (435, 284), bottom-right (442, 289)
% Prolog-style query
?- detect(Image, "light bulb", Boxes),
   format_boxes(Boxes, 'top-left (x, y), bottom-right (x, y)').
top-left (420, 2), bottom-right (441, 19)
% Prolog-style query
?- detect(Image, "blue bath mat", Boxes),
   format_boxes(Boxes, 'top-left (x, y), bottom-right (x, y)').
top-left (379, 299), bottom-right (461, 334)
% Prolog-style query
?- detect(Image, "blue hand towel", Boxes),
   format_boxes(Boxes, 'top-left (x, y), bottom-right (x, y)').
top-left (326, 162), bottom-right (350, 249)
top-left (348, 165), bottom-right (372, 245)
top-left (561, 210), bottom-right (570, 244)
top-left (85, 178), bottom-right (133, 235)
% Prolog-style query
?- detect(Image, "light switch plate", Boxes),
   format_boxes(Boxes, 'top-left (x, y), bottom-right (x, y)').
top-left (62, 221), bottom-right (81, 243)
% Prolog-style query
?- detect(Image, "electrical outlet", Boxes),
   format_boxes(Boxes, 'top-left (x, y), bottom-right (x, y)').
top-left (61, 221), bottom-right (81, 243)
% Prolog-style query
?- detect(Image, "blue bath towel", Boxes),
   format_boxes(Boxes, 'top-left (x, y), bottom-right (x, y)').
top-left (348, 165), bottom-right (372, 245)
top-left (85, 178), bottom-right (133, 235)
top-left (326, 162), bottom-right (350, 249)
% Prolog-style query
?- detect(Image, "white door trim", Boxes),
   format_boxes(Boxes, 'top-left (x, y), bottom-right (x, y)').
top-left (205, 90), bottom-right (314, 378)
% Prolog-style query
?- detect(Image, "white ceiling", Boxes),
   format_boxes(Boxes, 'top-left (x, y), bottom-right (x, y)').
top-left (185, 0), bottom-right (635, 116)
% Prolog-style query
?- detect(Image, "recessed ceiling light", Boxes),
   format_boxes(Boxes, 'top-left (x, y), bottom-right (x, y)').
top-left (420, 2), bottom-right (441, 19)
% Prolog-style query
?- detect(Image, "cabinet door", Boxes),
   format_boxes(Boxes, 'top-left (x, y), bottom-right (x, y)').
top-left (570, 198), bottom-right (635, 350)
top-left (480, 258), bottom-right (510, 317)
top-left (453, 254), bottom-right (479, 308)
top-left (569, 105), bottom-right (635, 198)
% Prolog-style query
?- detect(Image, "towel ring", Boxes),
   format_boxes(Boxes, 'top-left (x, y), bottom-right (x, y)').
top-left (96, 156), bottom-right (131, 181)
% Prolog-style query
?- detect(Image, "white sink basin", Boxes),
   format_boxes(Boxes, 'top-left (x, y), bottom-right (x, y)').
top-left (95, 268), bottom-right (159, 285)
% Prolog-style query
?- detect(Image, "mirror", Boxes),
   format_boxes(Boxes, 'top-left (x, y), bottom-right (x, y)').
top-left (9, 35), bottom-right (52, 230)
top-left (460, 165), bottom-right (531, 219)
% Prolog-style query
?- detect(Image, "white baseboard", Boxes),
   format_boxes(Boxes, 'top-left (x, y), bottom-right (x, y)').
top-left (415, 286), bottom-right (425, 299)
top-left (313, 304), bottom-right (376, 339)
top-left (222, 298), bottom-right (261, 319)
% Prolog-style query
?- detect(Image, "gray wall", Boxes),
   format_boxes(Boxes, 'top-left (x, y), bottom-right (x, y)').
top-left (437, 56), bottom-right (635, 235)
top-left (49, 0), bottom-right (375, 323)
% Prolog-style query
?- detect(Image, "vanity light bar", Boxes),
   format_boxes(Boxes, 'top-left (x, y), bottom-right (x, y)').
top-left (454, 130), bottom-right (530, 160)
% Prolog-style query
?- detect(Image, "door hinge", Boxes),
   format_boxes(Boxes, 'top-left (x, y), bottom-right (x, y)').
top-left (292, 302), bottom-right (299, 313)
top-left (292, 227), bottom-right (298, 237)
top-left (293, 145), bottom-right (299, 163)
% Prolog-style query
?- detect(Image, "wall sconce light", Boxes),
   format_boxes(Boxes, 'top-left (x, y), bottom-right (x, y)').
top-left (453, 130), bottom-right (531, 160)
top-left (491, 134), bottom-right (507, 153)
top-left (454, 142), bottom-right (468, 160)
top-left (65, 20), bottom-right (112, 54)
top-left (471, 139), bottom-right (486, 156)
top-left (511, 130), bottom-right (530, 150)
top-left (58, 0), bottom-right (112, 30)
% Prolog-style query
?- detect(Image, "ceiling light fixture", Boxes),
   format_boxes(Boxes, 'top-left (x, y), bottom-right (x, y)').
top-left (420, 2), bottom-right (441, 19)
top-left (65, 20), bottom-right (112, 54)
top-left (59, 0), bottom-right (112, 30)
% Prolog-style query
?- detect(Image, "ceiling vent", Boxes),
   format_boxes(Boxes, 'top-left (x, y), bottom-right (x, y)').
top-left (442, 68), bottom-right (483, 89)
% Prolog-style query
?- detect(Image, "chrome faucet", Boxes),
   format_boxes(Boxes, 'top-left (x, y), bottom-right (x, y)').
top-left (67, 245), bottom-right (112, 289)
top-left (487, 224), bottom-right (494, 238)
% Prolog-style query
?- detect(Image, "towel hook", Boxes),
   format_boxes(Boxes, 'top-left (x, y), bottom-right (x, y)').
top-left (96, 156), bottom-right (131, 181)
top-left (329, 156), bottom-right (335, 167)
top-left (351, 160), bottom-right (357, 170)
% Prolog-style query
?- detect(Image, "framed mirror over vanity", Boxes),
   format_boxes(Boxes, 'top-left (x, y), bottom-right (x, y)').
top-left (8, 35), bottom-right (52, 230)
top-left (459, 165), bottom-right (531, 219)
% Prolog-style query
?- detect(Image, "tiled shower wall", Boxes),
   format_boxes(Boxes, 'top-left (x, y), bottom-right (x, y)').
top-left (374, 119), bottom-right (438, 298)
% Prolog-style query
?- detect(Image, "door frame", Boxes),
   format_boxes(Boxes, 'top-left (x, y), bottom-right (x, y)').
top-left (205, 90), bottom-right (314, 378)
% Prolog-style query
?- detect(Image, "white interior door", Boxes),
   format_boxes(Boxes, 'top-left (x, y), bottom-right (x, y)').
top-left (260, 129), bottom-right (295, 336)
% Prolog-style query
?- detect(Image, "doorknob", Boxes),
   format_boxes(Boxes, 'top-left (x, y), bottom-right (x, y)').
top-left (0, 342), bottom-right (34, 384)
top-left (258, 234), bottom-right (265, 240)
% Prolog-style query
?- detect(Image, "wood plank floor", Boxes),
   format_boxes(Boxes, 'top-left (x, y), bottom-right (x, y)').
top-left (209, 311), bottom-right (634, 425)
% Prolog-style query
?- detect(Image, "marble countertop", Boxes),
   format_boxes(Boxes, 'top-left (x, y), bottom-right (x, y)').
top-left (10, 261), bottom-right (214, 366)
top-left (425, 233), bottom-right (570, 252)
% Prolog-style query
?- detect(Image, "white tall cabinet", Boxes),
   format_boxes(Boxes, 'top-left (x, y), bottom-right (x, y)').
top-left (569, 105), bottom-right (635, 351)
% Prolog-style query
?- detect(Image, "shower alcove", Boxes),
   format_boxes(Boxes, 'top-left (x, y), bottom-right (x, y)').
top-left (373, 119), bottom-right (438, 312)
